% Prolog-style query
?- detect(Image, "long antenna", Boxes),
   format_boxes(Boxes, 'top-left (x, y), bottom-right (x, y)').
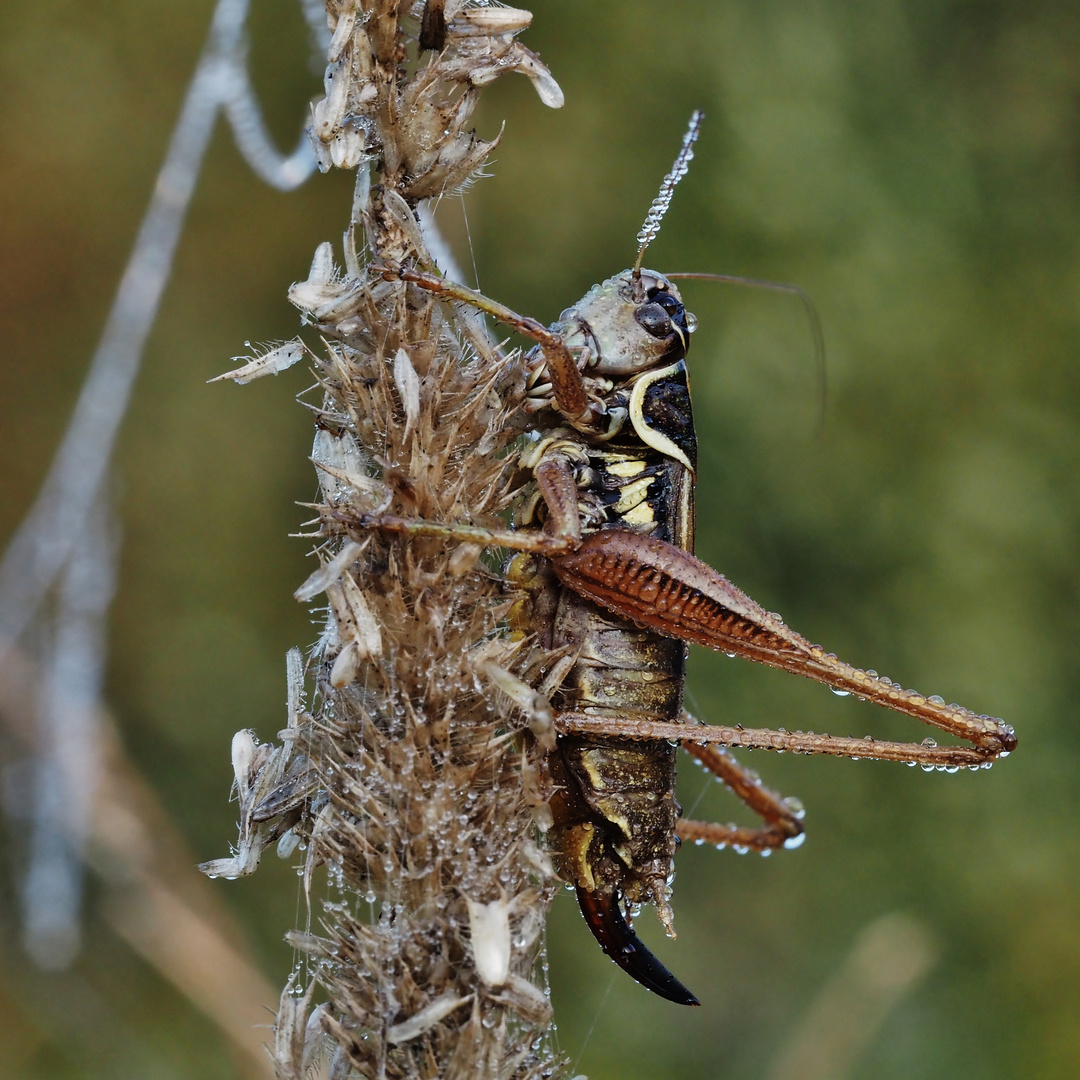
top-left (632, 110), bottom-right (704, 291)
top-left (668, 271), bottom-right (829, 436)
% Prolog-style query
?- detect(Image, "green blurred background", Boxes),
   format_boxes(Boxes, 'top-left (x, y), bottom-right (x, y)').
top-left (2, 1), bottom-right (1079, 1077)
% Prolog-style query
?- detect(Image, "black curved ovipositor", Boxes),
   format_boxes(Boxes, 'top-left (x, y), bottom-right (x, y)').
top-left (576, 887), bottom-right (700, 1006)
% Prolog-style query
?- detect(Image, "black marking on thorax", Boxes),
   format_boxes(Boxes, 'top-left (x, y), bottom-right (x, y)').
top-left (635, 360), bottom-right (697, 472)
top-left (586, 448), bottom-right (683, 545)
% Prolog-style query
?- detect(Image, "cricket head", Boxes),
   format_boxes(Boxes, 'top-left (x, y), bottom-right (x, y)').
top-left (551, 269), bottom-right (696, 379)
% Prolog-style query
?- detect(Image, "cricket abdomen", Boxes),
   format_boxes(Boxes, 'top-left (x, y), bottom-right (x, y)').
top-left (547, 587), bottom-right (684, 927)
top-left (545, 589), bottom-right (695, 1004)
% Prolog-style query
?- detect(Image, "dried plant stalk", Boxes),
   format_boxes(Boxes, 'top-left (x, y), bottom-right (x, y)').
top-left (202, 3), bottom-right (570, 1077)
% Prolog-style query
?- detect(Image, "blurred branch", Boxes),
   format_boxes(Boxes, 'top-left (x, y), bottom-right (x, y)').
top-left (21, 491), bottom-right (117, 968)
top-left (0, 0), bottom-right (326, 970)
top-left (765, 912), bottom-right (939, 1080)
top-left (0, 642), bottom-right (279, 1079)
top-left (0, 0), bottom-right (324, 658)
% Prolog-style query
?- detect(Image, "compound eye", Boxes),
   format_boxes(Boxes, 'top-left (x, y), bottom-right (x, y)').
top-left (642, 287), bottom-right (690, 335)
top-left (635, 302), bottom-right (672, 339)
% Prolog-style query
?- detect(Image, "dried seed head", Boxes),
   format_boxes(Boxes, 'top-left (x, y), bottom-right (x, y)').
top-left (202, 6), bottom-right (569, 1076)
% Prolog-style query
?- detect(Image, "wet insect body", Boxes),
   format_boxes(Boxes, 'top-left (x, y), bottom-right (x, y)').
top-left (508, 272), bottom-right (704, 1003)
top-left (364, 114), bottom-right (1017, 1005)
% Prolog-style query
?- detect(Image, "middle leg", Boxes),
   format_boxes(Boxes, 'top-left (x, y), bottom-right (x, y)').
top-left (556, 709), bottom-right (1000, 770)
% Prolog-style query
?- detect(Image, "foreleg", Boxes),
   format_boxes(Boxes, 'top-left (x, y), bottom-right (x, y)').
top-left (376, 262), bottom-right (589, 420)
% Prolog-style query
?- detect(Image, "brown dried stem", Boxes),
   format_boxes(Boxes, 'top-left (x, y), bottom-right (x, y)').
top-left (202, 4), bottom-right (569, 1077)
